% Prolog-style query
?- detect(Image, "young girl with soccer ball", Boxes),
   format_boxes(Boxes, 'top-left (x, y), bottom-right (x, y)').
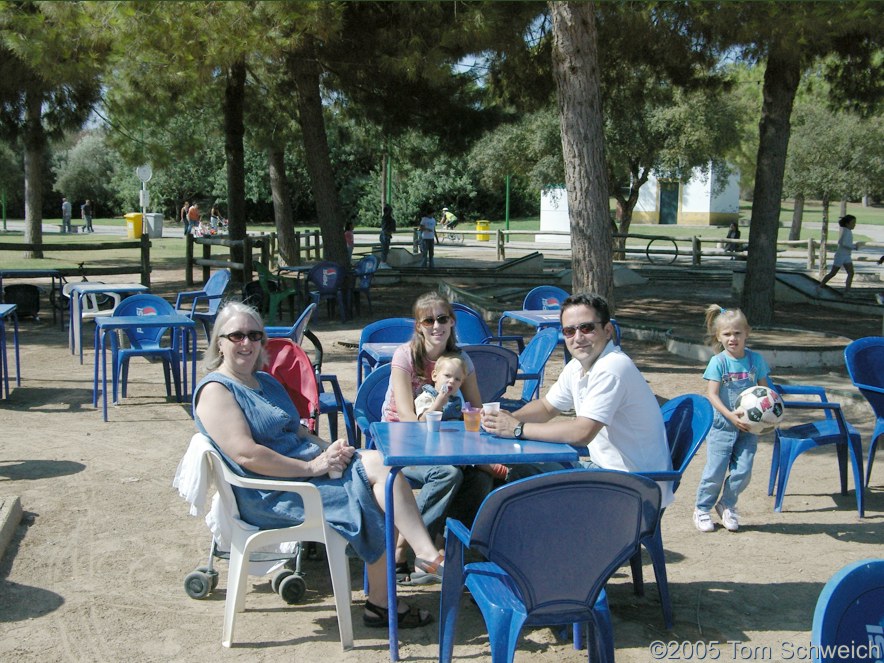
top-left (694, 305), bottom-right (776, 533)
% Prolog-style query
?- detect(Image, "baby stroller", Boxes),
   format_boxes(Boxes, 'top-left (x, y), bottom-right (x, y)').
top-left (182, 339), bottom-right (325, 605)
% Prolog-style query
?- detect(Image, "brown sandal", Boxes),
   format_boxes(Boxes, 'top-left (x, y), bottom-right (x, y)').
top-left (363, 600), bottom-right (433, 629)
top-left (409, 554), bottom-right (444, 585)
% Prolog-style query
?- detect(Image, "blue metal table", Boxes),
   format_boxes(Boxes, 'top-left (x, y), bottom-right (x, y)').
top-left (92, 314), bottom-right (197, 421)
top-left (0, 304), bottom-right (21, 398)
top-left (69, 283), bottom-right (150, 363)
top-left (369, 420), bottom-right (580, 661)
top-left (357, 341), bottom-right (401, 387)
top-left (497, 309), bottom-right (562, 337)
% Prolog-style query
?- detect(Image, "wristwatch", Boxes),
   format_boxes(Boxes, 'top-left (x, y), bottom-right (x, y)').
top-left (513, 422), bottom-right (524, 439)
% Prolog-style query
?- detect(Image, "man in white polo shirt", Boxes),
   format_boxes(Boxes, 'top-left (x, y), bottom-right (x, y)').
top-left (482, 292), bottom-right (673, 506)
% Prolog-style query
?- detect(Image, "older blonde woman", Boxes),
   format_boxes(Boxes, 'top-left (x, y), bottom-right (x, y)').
top-left (193, 301), bottom-right (442, 628)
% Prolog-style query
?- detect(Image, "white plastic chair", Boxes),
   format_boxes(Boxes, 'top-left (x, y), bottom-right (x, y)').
top-left (186, 434), bottom-right (353, 649)
top-left (63, 281), bottom-right (122, 321)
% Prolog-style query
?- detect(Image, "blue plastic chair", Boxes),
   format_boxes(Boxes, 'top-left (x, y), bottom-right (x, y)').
top-left (356, 317), bottom-right (414, 388)
top-left (629, 394), bottom-right (714, 629)
top-left (461, 344), bottom-right (519, 403)
top-left (499, 327), bottom-right (561, 411)
top-left (350, 255), bottom-right (379, 317)
top-left (254, 263), bottom-right (300, 326)
top-left (265, 302), bottom-right (317, 345)
top-left (452, 303), bottom-right (524, 352)
top-left (768, 383), bottom-right (864, 517)
top-left (522, 285), bottom-right (569, 311)
top-left (353, 363), bottom-right (392, 449)
top-left (307, 262), bottom-right (348, 323)
top-left (439, 469), bottom-right (661, 663)
top-left (174, 269), bottom-right (231, 341)
top-left (111, 294), bottom-right (181, 402)
top-left (264, 338), bottom-right (356, 446)
top-left (811, 558), bottom-right (884, 663)
top-left (844, 337), bottom-right (884, 486)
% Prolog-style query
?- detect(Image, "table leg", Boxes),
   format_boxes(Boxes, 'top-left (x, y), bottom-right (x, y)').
top-left (11, 313), bottom-right (20, 386)
top-left (92, 326), bottom-right (100, 408)
top-left (102, 329), bottom-right (109, 421)
top-left (384, 467), bottom-right (403, 662)
top-left (78, 294), bottom-right (86, 364)
top-left (0, 319), bottom-right (8, 398)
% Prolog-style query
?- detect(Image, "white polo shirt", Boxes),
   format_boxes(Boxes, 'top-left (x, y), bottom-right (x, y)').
top-left (545, 341), bottom-right (674, 507)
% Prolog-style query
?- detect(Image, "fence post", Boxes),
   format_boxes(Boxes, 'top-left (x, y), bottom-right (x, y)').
top-left (202, 240), bottom-right (211, 283)
top-left (186, 234), bottom-right (194, 286)
top-left (294, 232), bottom-right (302, 265)
top-left (313, 230), bottom-right (321, 260)
top-left (243, 236), bottom-right (253, 284)
top-left (692, 236), bottom-right (701, 266)
top-left (497, 230), bottom-right (505, 261)
top-left (140, 234), bottom-right (151, 288)
top-left (807, 238), bottom-right (815, 270)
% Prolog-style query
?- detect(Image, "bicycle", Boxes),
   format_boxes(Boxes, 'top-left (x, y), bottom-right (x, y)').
top-left (437, 221), bottom-right (464, 244)
top-left (48, 262), bottom-right (115, 315)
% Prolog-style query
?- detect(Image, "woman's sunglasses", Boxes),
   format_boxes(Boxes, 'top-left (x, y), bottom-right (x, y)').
top-left (561, 321), bottom-right (605, 338)
top-left (419, 314), bottom-right (452, 328)
top-left (220, 330), bottom-right (265, 343)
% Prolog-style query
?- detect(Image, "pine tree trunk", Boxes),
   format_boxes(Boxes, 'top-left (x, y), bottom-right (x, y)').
top-left (291, 43), bottom-right (347, 266)
top-left (788, 194), bottom-right (804, 241)
top-left (269, 145), bottom-right (296, 265)
top-left (741, 39), bottom-right (801, 325)
top-left (549, 1), bottom-right (613, 306)
top-left (223, 60), bottom-right (247, 276)
top-left (23, 87), bottom-right (44, 259)
top-left (818, 193), bottom-right (830, 278)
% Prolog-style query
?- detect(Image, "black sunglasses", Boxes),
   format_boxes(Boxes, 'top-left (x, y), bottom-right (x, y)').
top-left (561, 321), bottom-right (605, 338)
top-left (419, 314), bottom-right (452, 328)
top-left (220, 330), bottom-right (265, 343)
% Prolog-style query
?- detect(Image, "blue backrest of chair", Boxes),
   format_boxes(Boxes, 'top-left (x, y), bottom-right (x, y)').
top-left (452, 303), bottom-right (492, 345)
top-left (461, 344), bottom-right (519, 402)
top-left (469, 469), bottom-right (661, 618)
top-left (523, 286), bottom-right (570, 311)
top-left (291, 302), bottom-right (317, 344)
top-left (354, 363), bottom-right (392, 447)
top-left (811, 558), bottom-right (884, 663)
top-left (307, 262), bottom-right (345, 294)
top-left (203, 269), bottom-right (231, 312)
top-left (845, 337), bottom-right (884, 418)
top-left (517, 327), bottom-right (560, 401)
top-left (660, 394), bottom-right (714, 489)
top-left (113, 294), bottom-right (175, 345)
top-left (359, 318), bottom-right (415, 347)
top-left (354, 255), bottom-right (379, 289)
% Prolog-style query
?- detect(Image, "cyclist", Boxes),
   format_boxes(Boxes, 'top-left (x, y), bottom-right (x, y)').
top-left (440, 207), bottom-right (458, 230)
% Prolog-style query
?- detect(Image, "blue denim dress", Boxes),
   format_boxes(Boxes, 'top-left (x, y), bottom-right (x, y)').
top-left (695, 349), bottom-right (769, 512)
top-left (194, 371), bottom-right (387, 563)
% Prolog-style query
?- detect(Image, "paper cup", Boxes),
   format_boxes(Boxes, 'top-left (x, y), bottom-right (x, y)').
top-left (482, 402), bottom-right (500, 415)
top-left (328, 469), bottom-right (343, 479)
top-left (424, 411), bottom-right (442, 431)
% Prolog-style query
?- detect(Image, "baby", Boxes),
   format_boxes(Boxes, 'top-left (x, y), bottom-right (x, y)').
top-left (414, 353), bottom-right (465, 421)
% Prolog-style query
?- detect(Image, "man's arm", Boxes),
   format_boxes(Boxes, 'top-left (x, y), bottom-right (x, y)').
top-left (482, 397), bottom-right (603, 446)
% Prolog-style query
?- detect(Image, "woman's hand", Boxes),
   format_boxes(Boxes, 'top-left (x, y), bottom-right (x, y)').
top-left (309, 439), bottom-right (355, 476)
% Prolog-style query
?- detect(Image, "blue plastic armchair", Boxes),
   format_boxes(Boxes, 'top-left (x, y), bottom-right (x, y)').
top-left (452, 303), bottom-right (524, 352)
top-left (499, 327), bottom-right (561, 411)
top-left (174, 269), bottom-right (231, 341)
top-left (266, 302), bottom-right (318, 345)
top-left (439, 469), bottom-right (661, 663)
top-left (629, 394), bottom-right (714, 629)
top-left (522, 285), bottom-right (569, 311)
top-left (769, 383), bottom-right (864, 517)
top-left (356, 317), bottom-right (414, 388)
top-left (350, 255), bottom-right (379, 317)
top-left (307, 262), bottom-right (348, 323)
top-left (111, 294), bottom-right (181, 402)
top-left (844, 337), bottom-right (884, 486)
top-left (353, 363), bottom-right (392, 449)
top-left (460, 344), bottom-right (519, 403)
top-left (811, 558), bottom-right (884, 663)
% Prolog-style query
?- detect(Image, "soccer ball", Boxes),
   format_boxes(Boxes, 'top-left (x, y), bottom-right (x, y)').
top-left (735, 386), bottom-right (784, 434)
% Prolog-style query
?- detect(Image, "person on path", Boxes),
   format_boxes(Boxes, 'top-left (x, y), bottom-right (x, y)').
top-left (61, 198), bottom-right (72, 233)
top-left (379, 204), bottom-right (396, 266)
top-left (819, 215), bottom-right (859, 295)
top-left (80, 200), bottom-right (94, 233)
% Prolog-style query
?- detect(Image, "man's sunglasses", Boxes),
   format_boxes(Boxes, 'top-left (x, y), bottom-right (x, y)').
top-left (419, 314), bottom-right (452, 328)
top-left (220, 330), bottom-right (265, 343)
top-left (561, 321), bottom-right (605, 338)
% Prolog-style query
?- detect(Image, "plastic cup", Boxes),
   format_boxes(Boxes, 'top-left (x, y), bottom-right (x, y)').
top-left (328, 469), bottom-right (343, 479)
top-left (482, 402), bottom-right (500, 415)
top-left (424, 411), bottom-right (442, 432)
top-left (463, 408), bottom-right (481, 432)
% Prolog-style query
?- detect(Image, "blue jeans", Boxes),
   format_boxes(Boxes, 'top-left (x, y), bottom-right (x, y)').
top-left (695, 422), bottom-right (758, 511)
top-left (420, 238), bottom-right (435, 268)
top-left (379, 233), bottom-right (391, 262)
top-left (402, 464), bottom-right (462, 540)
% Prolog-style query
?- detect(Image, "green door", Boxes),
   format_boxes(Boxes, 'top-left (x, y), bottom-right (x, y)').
top-left (659, 182), bottom-right (679, 225)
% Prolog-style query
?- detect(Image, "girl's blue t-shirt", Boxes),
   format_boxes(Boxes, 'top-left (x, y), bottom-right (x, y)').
top-left (703, 348), bottom-right (770, 386)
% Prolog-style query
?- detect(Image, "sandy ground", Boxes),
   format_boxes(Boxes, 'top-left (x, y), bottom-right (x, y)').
top-left (0, 264), bottom-right (881, 663)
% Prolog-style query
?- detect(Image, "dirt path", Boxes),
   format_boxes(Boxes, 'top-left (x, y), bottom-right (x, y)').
top-left (0, 266), bottom-right (881, 662)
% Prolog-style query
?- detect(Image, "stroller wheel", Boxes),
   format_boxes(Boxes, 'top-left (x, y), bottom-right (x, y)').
top-left (271, 568), bottom-right (294, 594)
top-left (279, 573), bottom-right (307, 604)
top-left (184, 570), bottom-right (213, 599)
top-left (197, 566), bottom-right (220, 591)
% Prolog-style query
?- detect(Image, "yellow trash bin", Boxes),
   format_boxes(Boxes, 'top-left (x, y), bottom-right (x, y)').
top-left (476, 220), bottom-right (490, 242)
top-left (124, 213), bottom-right (143, 239)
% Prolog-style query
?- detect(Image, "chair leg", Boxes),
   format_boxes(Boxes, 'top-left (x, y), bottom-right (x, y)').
top-left (773, 439), bottom-right (795, 512)
top-left (868, 434), bottom-right (880, 487)
top-left (847, 437), bottom-right (865, 517)
top-left (221, 537), bottom-right (252, 648)
top-left (768, 437), bottom-right (781, 496)
top-left (629, 550), bottom-right (644, 596)
top-left (474, 597), bottom-right (526, 663)
top-left (324, 531), bottom-right (354, 650)
top-left (644, 525), bottom-right (673, 629)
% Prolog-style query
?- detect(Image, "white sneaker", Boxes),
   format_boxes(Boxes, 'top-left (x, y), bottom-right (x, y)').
top-left (693, 509), bottom-right (715, 533)
top-left (715, 503), bottom-right (740, 531)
